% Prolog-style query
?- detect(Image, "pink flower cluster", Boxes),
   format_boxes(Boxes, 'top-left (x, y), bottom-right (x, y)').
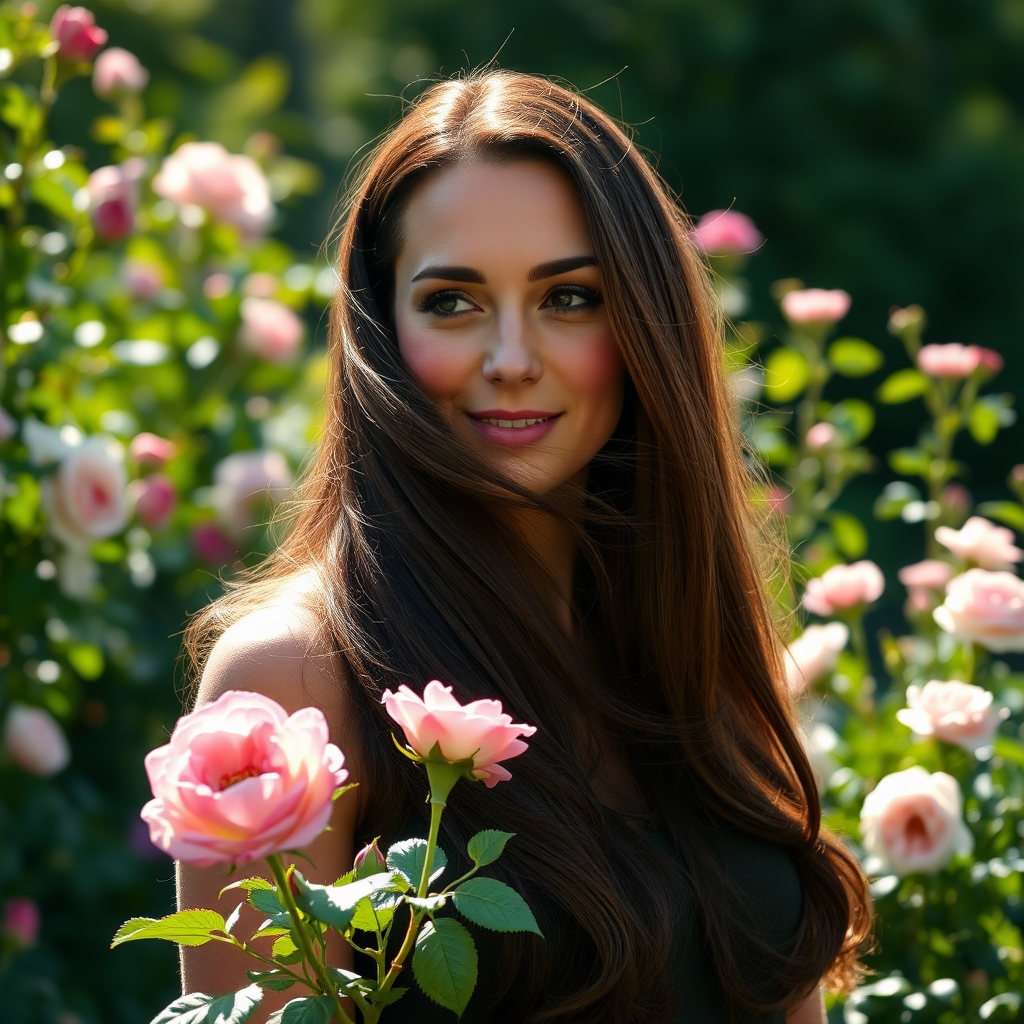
top-left (917, 343), bottom-right (1003, 379)
top-left (382, 680), bottom-right (536, 787)
top-left (153, 142), bottom-right (273, 239)
top-left (141, 690), bottom-right (348, 866)
top-left (690, 210), bottom-right (763, 256)
top-left (803, 561), bottom-right (884, 617)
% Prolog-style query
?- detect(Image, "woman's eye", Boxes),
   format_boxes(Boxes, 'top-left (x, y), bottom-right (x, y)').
top-left (420, 290), bottom-right (476, 317)
top-left (546, 286), bottom-right (602, 311)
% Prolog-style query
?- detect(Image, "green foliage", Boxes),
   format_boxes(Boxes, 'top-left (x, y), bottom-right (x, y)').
top-left (412, 917), bottom-right (478, 1018)
top-left (466, 829), bottom-right (515, 867)
top-left (828, 338), bottom-right (884, 377)
top-left (386, 837), bottom-right (448, 888)
top-left (452, 877), bottom-right (543, 935)
top-left (763, 346), bottom-right (809, 403)
top-left (265, 997), bottom-right (336, 1024)
top-left (151, 986), bottom-right (263, 1024)
top-left (110, 910), bottom-right (228, 947)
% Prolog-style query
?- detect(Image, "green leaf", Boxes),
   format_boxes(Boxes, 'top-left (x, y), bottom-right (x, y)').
top-left (265, 996), bottom-right (336, 1024)
top-left (827, 337), bottom-right (884, 377)
top-left (407, 894), bottom-right (448, 910)
top-left (828, 399), bottom-right (874, 444)
top-left (271, 933), bottom-right (301, 963)
top-left (830, 512), bottom-right (868, 559)
top-left (452, 877), bottom-right (542, 935)
top-left (67, 642), bottom-right (104, 680)
top-left (387, 838), bottom-right (448, 889)
top-left (350, 889), bottom-right (402, 933)
top-left (763, 347), bottom-right (810, 403)
top-left (877, 368), bottom-right (929, 404)
top-left (220, 877), bottom-right (274, 898)
top-left (466, 830), bottom-right (515, 868)
top-left (111, 910), bottom-right (227, 947)
top-left (978, 501), bottom-right (1024, 532)
top-left (246, 970), bottom-right (296, 992)
top-left (412, 917), bottom-right (478, 1017)
top-left (1, 84), bottom-right (38, 130)
top-left (248, 888), bottom-right (285, 916)
top-left (5, 473), bottom-right (41, 533)
top-left (295, 872), bottom-right (406, 931)
top-left (151, 985), bottom-right (263, 1024)
top-left (968, 401), bottom-right (1001, 444)
top-left (888, 448), bottom-right (931, 477)
top-left (994, 736), bottom-right (1024, 769)
top-left (29, 176), bottom-right (77, 222)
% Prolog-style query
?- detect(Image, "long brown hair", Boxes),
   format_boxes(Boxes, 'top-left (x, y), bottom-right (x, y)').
top-left (186, 70), bottom-right (872, 1022)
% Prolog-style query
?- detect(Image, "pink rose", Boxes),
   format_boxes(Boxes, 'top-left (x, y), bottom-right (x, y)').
top-left (203, 272), bottom-right (233, 300)
top-left (933, 569), bottom-right (1024, 652)
top-left (935, 516), bottom-right (1024, 570)
top-left (191, 522), bottom-right (237, 565)
top-left (0, 405), bottom-right (15, 443)
top-left (88, 164), bottom-right (139, 242)
top-left (781, 288), bottom-right (851, 326)
top-left (917, 343), bottom-right (1003, 379)
top-left (3, 705), bottom-right (70, 777)
top-left (803, 560), bottom-right (885, 617)
top-left (141, 690), bottom-right (348, 866)
top-left (153, 142), bottom-right (273, 239)
top-left (898, 559), bottom-right (955, 591)
top-left (784, 622), bottom-right (849, 695)
top-left (128, 432), bottom-right (175, 467)
top-left (690, 209), bottom-right (763, 256)
top-left (382, 680), bottom-right (536, 787)
top-left (122, 258), bottom-right (163, 301)
top-left (805, 422), bottom-right (837, 450)
top-left (212, 450), bottom-right (293, 537)
top-left (92, 47), bottom-right (148, 99)
top-left (237, 297), bottom-right (304, 364)
top-left (50, 6), bottom-right (107, 62)
top-left (129, 474), bottom-right (177, 530)
top-left (860, 766), bottom-right (972, 876)
top-left (243, 272), bottom-right (278, 298)
top-left (3, 898), bottom-right (40, 951)
top-left (43, 438), bottom-right (128, 545)
top-left (896, 680), bottom-right (1008, 753)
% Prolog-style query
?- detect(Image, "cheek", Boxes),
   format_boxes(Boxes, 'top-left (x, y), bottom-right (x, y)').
top-left (558, 331), bottom-right (625, 416)
top-left (396, 326), bottom-right (477, 402)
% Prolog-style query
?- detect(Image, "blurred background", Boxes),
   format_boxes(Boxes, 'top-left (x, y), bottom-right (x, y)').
top-left (4, 0), bottom-right (1024, 1021)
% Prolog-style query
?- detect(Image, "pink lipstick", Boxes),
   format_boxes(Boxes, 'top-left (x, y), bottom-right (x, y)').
top-left (467, 409), bottom-right (562, 447)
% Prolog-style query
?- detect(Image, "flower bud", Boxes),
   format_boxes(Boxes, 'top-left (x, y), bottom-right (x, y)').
top-left (92, 47), bottom-right (149, 99)
top-left (191, 522), bottom-right (237, 565)
top-left (128, 432), bottom-right (175, 467)
top-left (805, 422), bottom-right (837, 450)
top-left (3, 898), bottom-right (40, 951)
top-left (130, 474), bottom-right (177, 530)
top-left (353, 839), bottom-right (387, 879)
top-left (50, 5), bottom-right (107, 62)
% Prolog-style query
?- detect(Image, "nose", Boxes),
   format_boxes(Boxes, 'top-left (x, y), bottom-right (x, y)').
top-left (482, 309), bottom-right (543, 387)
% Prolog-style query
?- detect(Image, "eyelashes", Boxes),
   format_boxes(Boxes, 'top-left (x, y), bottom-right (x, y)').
top-left (417, 284), bottom-right (603, 319)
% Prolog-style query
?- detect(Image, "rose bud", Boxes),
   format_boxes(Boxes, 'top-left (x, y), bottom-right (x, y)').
top-left (191, 522), bottom-right (237, 565)
top-left (50, 5), bottom-right (108, 62)
top-left (690, 209), bottom-right (763, 257)
top-left (88, 165), bottom-right (138, 243)
top-left (129, 474), bottom-right (177, 530)
top-left (353, 839), bottom-right (387, 880)
top-left (3, 898), bottom-right (40, 951)
top-left (128, 432), bottom-right (176, 468)
top-left (805, 422), bottom-right (837, 450)
top-left (92, 47), bottom-right (149, 99)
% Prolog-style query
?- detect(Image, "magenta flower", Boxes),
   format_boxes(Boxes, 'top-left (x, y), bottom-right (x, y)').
top-left (141, 690), bottom-right (349, 866)
top-left (3, 898), bottom-right (40, 951)
top-left (129, 474), bottom-right (177, 530)
top-left (690, 209), bottom-right (763, 256)
top-left (382, 681), bottom-right (536, 787)
top-left (50, 6), bottom-right (107, 62)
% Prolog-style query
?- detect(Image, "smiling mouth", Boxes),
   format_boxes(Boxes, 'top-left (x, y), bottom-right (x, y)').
top-left (477, 416), bottom-right (554, 428)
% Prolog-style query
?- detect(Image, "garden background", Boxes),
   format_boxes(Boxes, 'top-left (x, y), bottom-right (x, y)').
top-left (3, 1), bottom-right (1024, 1022)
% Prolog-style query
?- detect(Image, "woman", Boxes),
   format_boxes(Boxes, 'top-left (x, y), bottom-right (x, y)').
top-left (178, 71), bottom-right (873, 1023)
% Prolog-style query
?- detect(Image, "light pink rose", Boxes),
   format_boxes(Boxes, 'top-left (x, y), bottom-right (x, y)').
top-left (128, 432), bottom-right (175, 467)
top-left (243, 272), bottom-right (278, 298)
top-left (0, 405), bottom-right (16, 443)
top-left (784, 622), bottom-right (849, 695)
top-left (191, 522), bottom-right (237, 565)
top-left (203, 272), bottom-right (233, 300)
top-left (935, 516), bottom-right (1024, 570)
top-left (803, 561), bottom-right (885, 617)
top-left (122, 258), bottom-right (163, 301)
top-left (933, 569), bottom-right (1024, 652)
top-left (806, 422), bottom-right (837, 450)
top-left (44, 438), bottom-right (128, 545)
top-left (3, 898), bottom-right (40, 951)
top-left (690, 210), bottom-right (763, 256)
top-left (917, 343), bottom-right (1003, 379)
top-left (212, 450), bottom-right (293, 537)
top-left (781, 288), bottom-right (851, 326)
top-left (88, 164), bottom-right (139, 242)
top-left (3, 705), bottom-right (70, 777)
top-left (92, 47), bottom-right (148, 99)
top-left (237, 297), bottom-right (304, 364)
top-left (896, 680), bottom-right (1008, 753)
top-left (141, 690), bottom-right (348, 867)
top-left (129, 474), bottom-right (177, 530)
top-left (153, 142), bottom-right (273, 239)
top-left (898, 559), bottom-right (955, 591)
top-left (382, 680), bottom-right (536, 787)
top-left (50, 5), bottom-right (107, 62)
top-left (860, 766), bottom-right (972, 876)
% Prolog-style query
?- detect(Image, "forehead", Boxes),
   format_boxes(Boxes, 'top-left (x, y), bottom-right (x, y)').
top-left (396, 159), bottom-right (595, 270)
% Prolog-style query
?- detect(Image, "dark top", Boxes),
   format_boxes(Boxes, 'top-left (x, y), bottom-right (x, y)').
top-left (356, 816), bottom-right (803, 1024)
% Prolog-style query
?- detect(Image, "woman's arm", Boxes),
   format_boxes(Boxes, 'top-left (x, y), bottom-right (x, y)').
top-left (787, 985), bottom-right (826, 1024)
top-left (175, 606), bottom-right (363, 1023)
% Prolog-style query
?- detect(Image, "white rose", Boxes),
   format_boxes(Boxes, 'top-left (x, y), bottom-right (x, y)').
top-left (896, 680), bottom-right (1008, 753)
top-left (860, 766), bottom-right (973, 876)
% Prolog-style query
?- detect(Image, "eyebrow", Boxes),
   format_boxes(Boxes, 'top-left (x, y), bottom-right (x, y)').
top-left (409, 255), bottom-right (599, 284)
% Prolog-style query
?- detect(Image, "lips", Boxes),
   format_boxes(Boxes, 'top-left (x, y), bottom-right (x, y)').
top-left (466, 409), bottom-right (562, 447)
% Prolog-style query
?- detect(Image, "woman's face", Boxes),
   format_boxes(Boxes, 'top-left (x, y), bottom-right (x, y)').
top-left (393, 159), bottom-right (625, 495)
